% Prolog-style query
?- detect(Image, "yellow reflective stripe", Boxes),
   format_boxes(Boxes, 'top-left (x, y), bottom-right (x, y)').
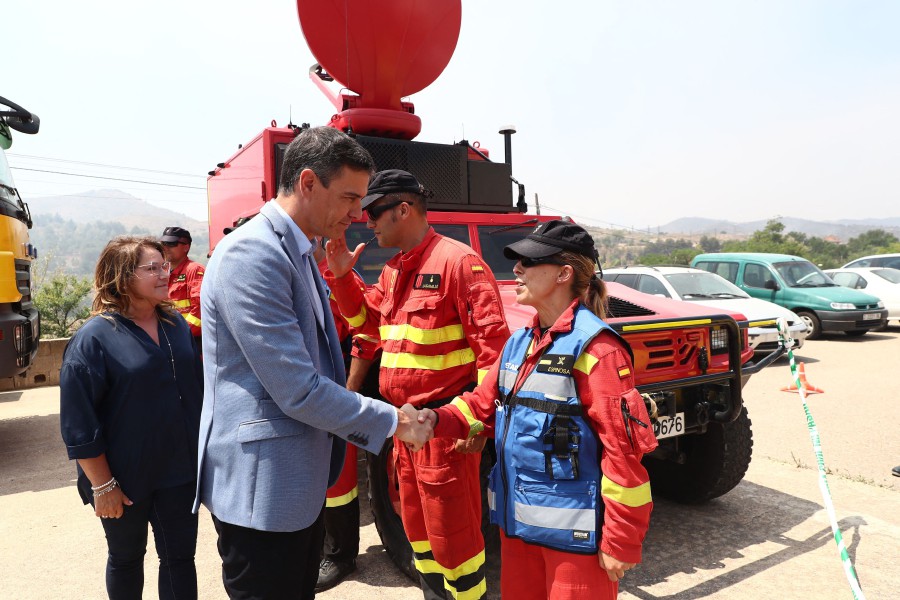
top-left (450, 397), bottom-right (484, 437)
top-left (380, 348), bottom-right (476, 371)
top-left (748, 319), bottom-right (777, 327)
top-left (601, 475), bottom-right (652, 507)
top-left (477, 369), bottom-right (488, 384)
top-left (171, 299), bottom-right (191, 308)
top-left (414, 549), bottom-right (485, 581)
top-left (573, 352), bottom-right (598, 375)
top-left (346, 305), bottom-right (367, 328)
top-left (445, 577), bottom-right (487, 600)
top-left (354, 333), bottom-right (378, 343)
top-left (379, 323), bottom-right (465, 345)
top-left (183, 313), bottom-right (202, 327)
top-left (620, 318), bottom-right (712, 332)
top-left (325, 486), bottom-right (358, 508)
top-left (410, 539), bottom-right (432, 554)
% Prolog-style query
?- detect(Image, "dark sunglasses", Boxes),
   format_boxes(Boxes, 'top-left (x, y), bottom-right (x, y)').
top-left (161, 241), bottom-right (184, 247)
top-left (519, 256), bottom-right (565, 268)
top-left (365, 199), bottom-right (404, 221)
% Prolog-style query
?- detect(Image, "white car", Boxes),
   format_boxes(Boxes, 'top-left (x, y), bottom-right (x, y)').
top-left (823, 267), bottom-right (900, 323)
top-left (842, 253), bottom-right (900, 270)
top-left (603, 266), bottom-right (808, 353)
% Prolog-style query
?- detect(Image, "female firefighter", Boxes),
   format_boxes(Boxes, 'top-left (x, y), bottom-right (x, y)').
top-left (418, 220), bottom-right (658, 599)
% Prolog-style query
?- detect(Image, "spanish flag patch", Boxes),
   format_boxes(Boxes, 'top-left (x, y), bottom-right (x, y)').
top-left (471, 265), bottom-right (484, 273)
top-left (617, 366), bottom-right (631, 378)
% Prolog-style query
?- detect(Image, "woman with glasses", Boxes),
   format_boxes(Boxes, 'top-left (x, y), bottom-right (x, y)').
top-left (419, 220), bottom-right (658, 600)
top-left (59, 236), bottom-right (203, 599)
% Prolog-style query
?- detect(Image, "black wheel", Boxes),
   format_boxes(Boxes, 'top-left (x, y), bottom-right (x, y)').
top-left (366, 438), bottom-right (499, 582)
top-left (795, 310), bottom-right (821, 340)
top-left (844, 330), bottom-right (868, 337)
top-left (644, 407), bottom-right (753, 504)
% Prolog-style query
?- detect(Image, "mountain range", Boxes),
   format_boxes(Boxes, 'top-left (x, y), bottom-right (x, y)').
top-left (656, 216), bottom-right (900, 241)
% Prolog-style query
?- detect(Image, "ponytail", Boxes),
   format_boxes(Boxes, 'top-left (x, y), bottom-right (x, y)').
top-left (558, 251), bottom-right (608, 320)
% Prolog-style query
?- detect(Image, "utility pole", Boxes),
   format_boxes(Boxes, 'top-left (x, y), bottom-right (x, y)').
top-left (534, 193), bottom-right (541, 215)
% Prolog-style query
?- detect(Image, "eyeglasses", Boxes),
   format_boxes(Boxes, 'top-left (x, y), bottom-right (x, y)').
top-left (161, 241), bottom-right (186, 247)
top-left (134, 261), bottom-right (172, 278)
top-left (365, 199), bottom-right (404, 221)
top-left (519, 256), bottom-right (565, 268)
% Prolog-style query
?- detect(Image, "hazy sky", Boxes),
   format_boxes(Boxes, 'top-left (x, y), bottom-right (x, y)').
top-left (6, 1), bottom-right (900, 231)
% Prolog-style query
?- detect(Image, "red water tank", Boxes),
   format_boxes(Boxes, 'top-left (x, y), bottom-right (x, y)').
top-left (296, 0), bottom-right (462, 139)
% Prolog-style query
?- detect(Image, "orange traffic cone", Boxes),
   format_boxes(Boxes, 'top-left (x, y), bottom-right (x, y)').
top-left (780, 362), bottom-right (824, 394)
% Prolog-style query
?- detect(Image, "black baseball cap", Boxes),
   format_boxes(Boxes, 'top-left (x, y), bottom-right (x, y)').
top-left (361, 169), bottom-right (429, 209)
top-left (504, 220), bottom-right (598, 261)
top-left (160, 226), bottom-right (192, 243)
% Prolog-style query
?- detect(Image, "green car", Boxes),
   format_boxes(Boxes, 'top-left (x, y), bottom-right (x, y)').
top-left (691, 253), bottom-right (887, 339)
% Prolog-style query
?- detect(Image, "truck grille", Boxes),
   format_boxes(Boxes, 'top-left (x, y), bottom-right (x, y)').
top-left (14, 259), bottom-right (32, 309)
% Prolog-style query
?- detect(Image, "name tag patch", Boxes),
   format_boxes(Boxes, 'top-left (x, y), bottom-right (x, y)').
top-left (414, 273), bottom-right (441, 290)
top-left (537, 354), bottom-right (575, 375)
top-left (176, 274), bottom-right (187, 282)
top-left (573, 531), bottom-right (590, 541)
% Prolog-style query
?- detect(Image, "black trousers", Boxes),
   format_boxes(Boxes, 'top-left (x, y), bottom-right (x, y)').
top-left (322, 496), bottom-right (360, 563)
top-left (99, 482), bottom-right (198, 600)
top-left (212, 508), bottom-right (325, 600)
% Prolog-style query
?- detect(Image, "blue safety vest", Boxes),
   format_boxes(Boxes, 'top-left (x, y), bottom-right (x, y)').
top-left (488, 305), bottom-right (623, 553)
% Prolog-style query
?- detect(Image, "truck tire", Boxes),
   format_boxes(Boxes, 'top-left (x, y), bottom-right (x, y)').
top-left (366, 439), bottom-right (416, 581)
top-left (366, 438), bottom-right (499, 583)
top-left (644, 406), bottom-right (753, 504)
top-left (795, 310), bottom-right (821, 339)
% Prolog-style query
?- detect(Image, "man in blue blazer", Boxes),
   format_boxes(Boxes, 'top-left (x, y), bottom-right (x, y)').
top-left (195, 127), bottom-right (432, 599)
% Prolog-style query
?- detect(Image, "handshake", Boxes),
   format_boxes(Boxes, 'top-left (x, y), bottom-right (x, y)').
top-left (394, 404), bottom-right (438, 451)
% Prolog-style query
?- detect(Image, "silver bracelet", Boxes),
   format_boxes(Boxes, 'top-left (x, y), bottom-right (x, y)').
top-left (92, 479), bottom-right (119, 497)
top-left (91, 476), bottom-right (116, 491)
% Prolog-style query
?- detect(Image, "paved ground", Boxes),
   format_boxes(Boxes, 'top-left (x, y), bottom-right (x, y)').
top-left (1, 327), bottom-right (898, 598)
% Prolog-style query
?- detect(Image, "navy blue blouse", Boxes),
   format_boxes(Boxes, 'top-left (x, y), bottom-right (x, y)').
top-left (60, 311), bottom-right (203, 505)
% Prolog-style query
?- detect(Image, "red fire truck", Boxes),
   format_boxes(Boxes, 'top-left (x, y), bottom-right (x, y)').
top-left (206, 0), bottom-right (781, 578)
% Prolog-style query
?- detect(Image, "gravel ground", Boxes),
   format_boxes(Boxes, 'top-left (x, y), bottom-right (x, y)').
top-left (1, 326), bottom-right (897, 598)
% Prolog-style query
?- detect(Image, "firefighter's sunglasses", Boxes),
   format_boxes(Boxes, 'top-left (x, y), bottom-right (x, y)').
top-left (519, 256), bottom-right (566, 268)
top-left (365, 199), bottom-right (405, 221)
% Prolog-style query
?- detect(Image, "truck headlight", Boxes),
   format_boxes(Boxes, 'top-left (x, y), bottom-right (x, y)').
top-left (830, 302), bottom-right (855, 310)
top-left (710, 327), bottom-right (728, 352)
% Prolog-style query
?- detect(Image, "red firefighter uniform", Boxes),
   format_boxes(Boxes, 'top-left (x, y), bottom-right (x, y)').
top-left (433, 301), bottom-right (656, 600)
top-left (167, 259), bottom-right (204, 337)
top-left (327, 228), bottom-right (509, 600)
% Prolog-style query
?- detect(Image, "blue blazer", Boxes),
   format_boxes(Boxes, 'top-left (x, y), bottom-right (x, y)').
top-left (194, 201), bottom-right (396, 532)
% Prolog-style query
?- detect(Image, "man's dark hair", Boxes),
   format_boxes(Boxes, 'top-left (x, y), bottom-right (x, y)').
top-left (278, 127), bottom-right (376, 196)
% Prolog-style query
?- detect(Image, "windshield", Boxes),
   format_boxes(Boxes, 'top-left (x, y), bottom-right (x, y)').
top-left (872, 268), bottom-right (900, 284)
top-left (477, 224), bottom-right (537, 281)
top-left (0, 147), bottom-right (15, 189)
top-left (664, 272), bottom-right (750, 299)
top-left (774, 261), bottom-right (836, 287)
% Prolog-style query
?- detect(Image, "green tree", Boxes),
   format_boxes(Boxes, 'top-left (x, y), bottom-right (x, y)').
top-left (845, 229), bottom-right (900, 257)
top-left (34, 274), bottom-right (93, 338)
top-left (698, 235), bottom-right (721, 253)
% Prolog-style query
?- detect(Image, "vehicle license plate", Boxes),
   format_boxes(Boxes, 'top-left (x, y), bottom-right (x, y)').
top-left (863, 313), bottom-right (880, 320)
top-left (653, 412), bottom-right (685, 440)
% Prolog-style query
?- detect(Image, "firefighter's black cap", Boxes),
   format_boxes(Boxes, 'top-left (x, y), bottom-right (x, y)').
top-left (361, 169), bottom-right (430, 209)
top-left (160, 226), bottom-right (192, 243)
top-left (504, 220), bottom-right (598, 261)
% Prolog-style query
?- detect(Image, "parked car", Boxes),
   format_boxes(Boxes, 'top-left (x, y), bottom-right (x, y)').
top-left (691, 253), bottom-right (887, 339)
top-left (823, 267), bottom-right (900, 324)
top-left (842, 253), bottom-right (900, 270)
top-left (603, 266), bottom-right (808, 353)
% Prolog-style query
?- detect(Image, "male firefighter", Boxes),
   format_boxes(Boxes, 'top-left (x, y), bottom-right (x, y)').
top-left (325, 169), bottom-right (509, 600)
top-left (312, 237), bottom-right (379, 591)
top-left (160, 226), bottom-right (203, 349)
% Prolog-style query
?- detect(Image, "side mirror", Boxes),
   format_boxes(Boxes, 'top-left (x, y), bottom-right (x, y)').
top-left (764, 279), bottom-right (780, 291)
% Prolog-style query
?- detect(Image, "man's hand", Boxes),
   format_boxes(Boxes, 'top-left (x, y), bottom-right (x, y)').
top-left (599, 551), bottom-right (635, 582)
top-left (454, 435), bottom-right (487, 454)
top-left (325, 236), bottom-right (366, 279)
top-left (395, 404), bottom-right (433, 451)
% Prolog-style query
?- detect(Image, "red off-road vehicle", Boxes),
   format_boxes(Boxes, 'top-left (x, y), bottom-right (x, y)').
top-left (206, 0), bottom-right (782, 578)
